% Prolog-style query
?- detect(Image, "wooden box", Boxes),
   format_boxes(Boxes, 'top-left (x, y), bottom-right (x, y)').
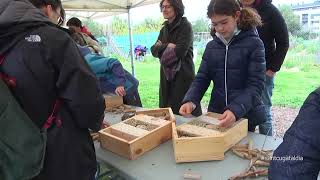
top-left (172, 112), bottom-right (248, 163)
top-left (99, 114), bottom-right (172, 160)
top-left (103, 94), bottom-right (123, 110)
top-left (136, 108), bottom-right (176, 122)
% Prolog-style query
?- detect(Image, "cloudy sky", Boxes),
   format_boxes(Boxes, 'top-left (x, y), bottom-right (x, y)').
top-left (128, 0), bottom-right (314, 23)
top-left (90, 0), bottom-right (315, 24)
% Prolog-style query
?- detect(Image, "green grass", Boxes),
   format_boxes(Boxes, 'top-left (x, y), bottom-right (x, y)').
top-left (118, 54), bottom-right (320, 109)
top-left (121, 56), bottom-right (161, 108)
top-left (273, 65), bottom-right (320, 107)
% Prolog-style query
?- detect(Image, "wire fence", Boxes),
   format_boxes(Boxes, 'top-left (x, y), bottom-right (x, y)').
top-left (98, 25), bottom-right (320, 67)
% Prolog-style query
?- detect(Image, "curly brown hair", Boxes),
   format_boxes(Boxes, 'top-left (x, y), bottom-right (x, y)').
top-left (207, 0), bottom-right (262, 31)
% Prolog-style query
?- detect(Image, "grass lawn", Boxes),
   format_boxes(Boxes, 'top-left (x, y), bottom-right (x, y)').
top-left (273, 65), bottom-right (320, 107)
top-left (120, 55), bottom-right (320, 109)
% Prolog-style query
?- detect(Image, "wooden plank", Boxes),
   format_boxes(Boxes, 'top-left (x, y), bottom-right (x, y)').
top-left (129, 122), bottom-right (172, 159)
top-left (109, 128), bottom-right (137, 142)
top-left (222, 119), bottom-right (248, 151)
top-left (197, 115), bottom-right (220, 126)
top-left (104, 94), bottom-right (123, 110)
top-left (100, 128), bottom-right (131, 143)
top-left (111, 122), bottom-right (149, 137)
top-left (99, 114), bottom-right (173, 160)
top-left (172, 123), bottom-right (179, 139)
top-left (173, 123), bottom-right (225, 162)
top-left (136, 108), bottom-right (176, 122)
top-left (183, 173), bottom-right (201, 180)
top-left (173, 136), bottom-right (225, 162)
top-left (177, 124), bottom-right (222, 137)
top-left (99, 128), bottom-right (132, 159)
top-left (134, 114), bottom-right (169, 126)
top-left (172, 115), bottom-right (248, 163)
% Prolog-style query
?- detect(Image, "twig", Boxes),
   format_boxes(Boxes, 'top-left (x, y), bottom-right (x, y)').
top-left (183, 173), bottom-right (201, 180)
top-left (229, 137), bottom-right (273, 180)
top-left (254, 160), bottom-right (270, 167)
top-left (228, 169), bottom-right (268, 180)
top-left (261, 127), bottom-right (272, 151)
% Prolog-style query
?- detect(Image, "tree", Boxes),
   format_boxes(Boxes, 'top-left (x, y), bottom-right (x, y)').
top-left (192, 18), bottom-right (210, 33)
top-left (133, 17), bottom-right (163, 34)
top-left (110, 16), bottom-right (164, 35)
top-left (278, 5), bottom-right (301, 35)
top-left (82, 19), bottom-right (104, 36)
top-left (111, 16), bottom-right (129, 35)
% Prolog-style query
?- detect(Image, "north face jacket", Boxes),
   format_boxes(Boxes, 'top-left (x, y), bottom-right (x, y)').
top-left (0, 0), bottom-right (105, 179)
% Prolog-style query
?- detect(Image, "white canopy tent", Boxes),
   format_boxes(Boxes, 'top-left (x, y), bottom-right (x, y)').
top-left (61, 0), bottom-right (162, 76)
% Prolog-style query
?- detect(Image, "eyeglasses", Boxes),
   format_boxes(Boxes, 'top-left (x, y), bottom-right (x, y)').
top-left (161, 5), bottom-right (172, 10)
top-left (57, 16), bottom-right (64, 26)
top-left (208, 23), bottom-right (214, 31)
top-left (53, 8), bottom-right (63, 26)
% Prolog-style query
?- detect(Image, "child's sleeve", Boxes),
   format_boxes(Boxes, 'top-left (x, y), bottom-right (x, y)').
top-left (182, 48), bottom-right (211, 105)
top-left (107, 58), bottom-right (126, 86)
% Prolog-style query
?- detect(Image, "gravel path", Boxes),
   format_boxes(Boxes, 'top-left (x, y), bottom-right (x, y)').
top-left (272, 106), bottom-right (300, 138)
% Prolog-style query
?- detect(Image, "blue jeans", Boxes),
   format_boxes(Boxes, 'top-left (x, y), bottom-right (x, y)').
top-left (259, 75), bottom-right (274, 136)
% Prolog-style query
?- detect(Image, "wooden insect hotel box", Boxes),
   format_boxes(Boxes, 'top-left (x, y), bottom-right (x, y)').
top-left (172, 112), bottom-right (248, 163)
top-left (103, 94), bottom-right (123, 111)
top-left (99, 108), bottom-right (175, 160)
top-left (136, 108), bottom-right (176, 122)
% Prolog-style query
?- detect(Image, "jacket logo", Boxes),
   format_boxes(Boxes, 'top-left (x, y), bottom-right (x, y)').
top-left (25, 35), bottom-right (41, 42)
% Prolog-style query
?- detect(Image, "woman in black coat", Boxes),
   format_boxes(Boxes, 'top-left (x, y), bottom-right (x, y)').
top-left (180, 0), bottom-right (266, 130)
top-left (151, 0), bottom-right (201, 116)
top-left (240, 0), bottom-right (289, 135)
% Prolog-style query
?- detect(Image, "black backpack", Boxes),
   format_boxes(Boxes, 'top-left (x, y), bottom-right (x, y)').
top-left (0, 55), bottom-right (60, 180)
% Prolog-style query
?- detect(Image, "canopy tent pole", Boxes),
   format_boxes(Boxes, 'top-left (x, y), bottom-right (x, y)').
top-left (127, 7), bottom-right (135, 77)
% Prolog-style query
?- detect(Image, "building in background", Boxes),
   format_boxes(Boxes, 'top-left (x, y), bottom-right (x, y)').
top-left (292, 1), bottom-right (320, 32)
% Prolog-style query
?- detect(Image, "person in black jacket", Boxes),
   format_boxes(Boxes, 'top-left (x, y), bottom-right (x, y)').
top-left (269, 87), bottom-right (320, 179)
top-left (0, 0), bottom-right (105, 179)
top-left (180, 0), bottom-right (266, 130)
top-left (240, 0), bottom-right (289, 136)
top-left (151, 0), bottom-right (202, 116)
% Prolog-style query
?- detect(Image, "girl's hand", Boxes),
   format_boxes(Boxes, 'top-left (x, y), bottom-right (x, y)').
top-left (115, 86), bottom-right (126, 97)
top-left (266, 70), bottom-right (276, 77)
top-left (167, 43), bottom-right (176, 48)
top-left (101, 122), bottom-right (110, 129)
top-left (155, 40), bottom-right (162, 46)
top-left (218, 110), bottom-right (236, 128)
top-left (179, 102), bottom-right (194, 117)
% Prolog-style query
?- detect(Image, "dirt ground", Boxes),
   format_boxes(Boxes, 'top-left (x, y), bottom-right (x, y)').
top-left (272, 106), bottom-right (300, 138)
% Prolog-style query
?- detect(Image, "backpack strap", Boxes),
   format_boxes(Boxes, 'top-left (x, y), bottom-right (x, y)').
top-left (0, 55), bottom-right (16, 87)
top-left (0, 54), bottom-right (61, 130)
top-left (0, 54), bottom-right (4, 64)
top-left (42, 99), bottom-right (62, 130)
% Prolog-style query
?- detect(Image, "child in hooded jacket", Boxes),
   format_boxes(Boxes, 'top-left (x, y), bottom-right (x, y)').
top-left (180, 0), bottom-right (266, 131)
